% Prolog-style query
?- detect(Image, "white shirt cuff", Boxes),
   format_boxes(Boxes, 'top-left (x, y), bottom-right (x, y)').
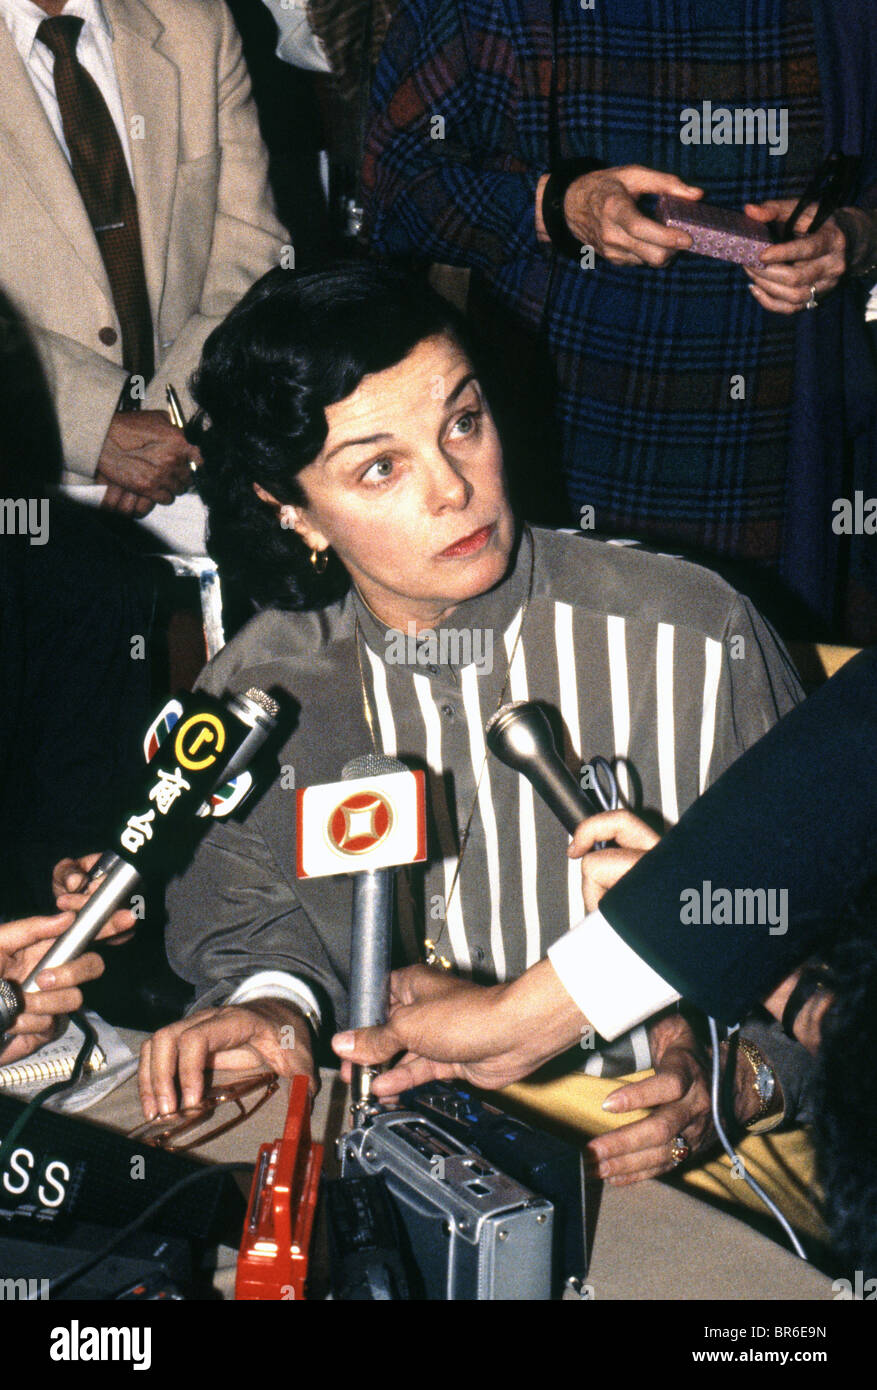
top-left (225, 971), bottom-right (322, 1032)
top-left (547, 909), bottom-right (680, 1041)
top-left (866, 284), bottom-right (877, 321)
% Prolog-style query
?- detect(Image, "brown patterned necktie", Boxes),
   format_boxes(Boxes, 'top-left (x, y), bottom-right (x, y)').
top-left (38, 15), bottom-right (154, 381)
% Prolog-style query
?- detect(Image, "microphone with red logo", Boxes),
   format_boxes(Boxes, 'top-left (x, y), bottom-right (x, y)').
top-left (295, 754), bottom-right (427, 1122)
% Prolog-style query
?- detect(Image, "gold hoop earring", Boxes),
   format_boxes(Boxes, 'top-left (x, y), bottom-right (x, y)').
top-left (309, 547), bottom-right (328, 574)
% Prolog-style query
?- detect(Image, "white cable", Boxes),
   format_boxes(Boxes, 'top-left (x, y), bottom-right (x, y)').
top-left (707, 1016), bottom-right (808, 1262)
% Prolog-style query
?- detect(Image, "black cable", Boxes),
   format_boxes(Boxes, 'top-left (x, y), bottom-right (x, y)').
top-left (41, 1160), bottom-right (253, 1299)
top-left (0, 1011), bottom-right (97, 1173)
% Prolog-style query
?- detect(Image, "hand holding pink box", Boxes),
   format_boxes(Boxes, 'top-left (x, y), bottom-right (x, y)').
top-left (655, 194), bottom-right (777, 266)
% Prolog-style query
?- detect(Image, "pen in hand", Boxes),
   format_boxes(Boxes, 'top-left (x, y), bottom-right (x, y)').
top-left (166, 383), bottom-right (200, 481)
top-left (166, 383), bottom-right (187, 430)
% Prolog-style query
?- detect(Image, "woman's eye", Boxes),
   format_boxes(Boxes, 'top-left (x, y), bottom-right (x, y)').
top-left (361, 457), bottom-right (395, 484)
top-left (451, 408), bottom-right (481, 438)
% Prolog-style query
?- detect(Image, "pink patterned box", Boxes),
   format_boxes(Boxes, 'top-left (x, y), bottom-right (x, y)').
top-left (655, 195), bottom-right (777, 266)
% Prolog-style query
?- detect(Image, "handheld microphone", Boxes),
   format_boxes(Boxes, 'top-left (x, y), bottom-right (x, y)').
top-left (342, 753), bottom-right (408, 1124)
top-left (0, 689), bottom-right (279, 1031)
top-left (77, 687), bottom-right (280, 888)
top-left (485, 701), bottom-right (602, 835)
top-left (295, 755), bottom-right (427, 1123)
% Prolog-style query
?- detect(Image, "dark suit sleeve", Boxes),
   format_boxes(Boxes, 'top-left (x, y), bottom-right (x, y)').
top-left (599, 647), bottom-right (877, 1024)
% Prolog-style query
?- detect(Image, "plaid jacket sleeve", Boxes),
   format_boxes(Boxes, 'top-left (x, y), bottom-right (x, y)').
top-left (362, 0), bottom-right (544, 271)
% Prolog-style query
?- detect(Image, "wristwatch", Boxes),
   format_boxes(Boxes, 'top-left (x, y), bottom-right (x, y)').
top-left (738, 1039), bottom-right (781, 1132)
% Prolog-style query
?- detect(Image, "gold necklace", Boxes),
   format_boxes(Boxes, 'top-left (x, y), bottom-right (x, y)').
top-left (352, 527), bottom-right (535, 968)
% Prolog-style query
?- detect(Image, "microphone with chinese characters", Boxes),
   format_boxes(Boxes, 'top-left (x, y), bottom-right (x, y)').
top-left (0, 688), bottom-right (280, 1032)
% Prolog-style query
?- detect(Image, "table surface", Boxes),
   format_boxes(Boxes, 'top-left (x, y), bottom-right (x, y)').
top-left (85, 1038), bottom-right (834, 1302)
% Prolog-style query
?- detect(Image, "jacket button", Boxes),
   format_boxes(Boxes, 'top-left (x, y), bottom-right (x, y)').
top-left (98, 327), bottom-right (118, 346)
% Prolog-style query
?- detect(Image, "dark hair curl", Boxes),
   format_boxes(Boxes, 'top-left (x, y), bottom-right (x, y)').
top-left (812, 876), bottom-right (877, 1279)
top-left (188, 261), bottom-right (481, 611)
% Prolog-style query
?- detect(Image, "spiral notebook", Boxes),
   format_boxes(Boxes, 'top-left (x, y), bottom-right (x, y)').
top-left (0, 1012), bottom-right (137, 1113)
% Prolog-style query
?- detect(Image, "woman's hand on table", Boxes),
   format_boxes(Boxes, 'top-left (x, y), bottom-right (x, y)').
top-left (586, 1012), bottom-right (716, 1184)
top-left (138, 999), bottom-right (316, 1120)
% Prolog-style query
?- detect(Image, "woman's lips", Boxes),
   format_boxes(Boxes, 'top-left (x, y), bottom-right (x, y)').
top-left (438, 523), bottom-right (494, 559)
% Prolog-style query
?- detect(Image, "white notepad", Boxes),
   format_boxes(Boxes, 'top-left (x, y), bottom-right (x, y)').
top-left (0, 1013), bottom-right (137, 1113)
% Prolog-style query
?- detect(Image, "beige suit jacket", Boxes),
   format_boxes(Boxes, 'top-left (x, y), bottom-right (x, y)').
top-left (0, 0), bottom-right (287, 480)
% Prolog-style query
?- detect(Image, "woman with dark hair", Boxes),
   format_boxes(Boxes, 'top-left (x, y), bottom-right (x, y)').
top-left (190, 261), bottom-right (490, 617)
top-left (139, 262), bottom-right (810, 1213)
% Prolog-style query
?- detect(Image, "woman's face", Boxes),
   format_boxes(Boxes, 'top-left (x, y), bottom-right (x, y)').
top-left (281, 334), bottom-right (516, 630)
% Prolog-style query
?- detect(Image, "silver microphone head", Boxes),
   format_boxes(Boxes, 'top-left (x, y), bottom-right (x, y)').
top-left (342, 753), bottom-right (407, 780)
top-left (226, 687), bottom-right (280, 729)
top-left (485, 701), bottom-right (559, 773)
top-left (0, 978), bottom-right (20, 1032)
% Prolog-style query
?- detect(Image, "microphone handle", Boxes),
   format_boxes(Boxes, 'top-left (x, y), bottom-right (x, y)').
top-left (21, 859), bottom-right (142, 993)
top-left (349, 867), bottom-right (394, 1122)
top-left (525, 756), bottom-right (601, 836)
top-left (348, 868), bottom-right (394, 1031)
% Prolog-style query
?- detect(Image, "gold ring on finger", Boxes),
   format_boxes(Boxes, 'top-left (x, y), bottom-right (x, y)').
top-left (670, 1134), bottom-right (690, 1166)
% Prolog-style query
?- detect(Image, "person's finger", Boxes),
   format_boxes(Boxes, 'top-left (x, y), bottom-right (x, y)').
top-left (371, 1054), bottom-right (458, 1096)
top-left (21, 985), bottom-right (86, 1017)
top-left (35, 951), bottom-right (104, 993)
top-left (606, 1161), bottom-right (671, 1185)
top-left (744, 270), bottom-right (814, 305)
top-left (743, 198), bottom-right (800, 224)
top-left (611, 207), bottom-right (693, 255)
top-left (95, 909), bottom-right (138, 939)
top-left (138, 1037), bottom-right (157, 1120)
top-left (112, 487), bottom-right (139, 516)
top-left (568, 810), bottom-right (659, 858)
top-left (147, 1025), bottom-right (184, 1116)
top-left (619, 167), bottom-right (704, 201)
top-left (52, 854), bottom-right (99, 897)
top-left (757, 234), bottom-right (834, 268)
top-left (599, 1067), bottom-right (687, 1118)
top-left (580, 847), bottom-right (649, 913)
top-left (333, 1020), bottom-right (405, 1066)
top-left (588, 1101), bottom-right (691, 1164)
top-left (591, 1143), bottom-right (675, 1180)
top-left (175, 1022), bottom-right (219, 1109)
top-left (0, 912), bottom-right (75, 960)
top-left (746, 257), bottom-right (826, 287)
top-left (99, 483), bottom-right (125, 510)
top-left (747, 280), bottom-right (799, 315)
top-left (389, 964), bottom-right (469, 1008)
